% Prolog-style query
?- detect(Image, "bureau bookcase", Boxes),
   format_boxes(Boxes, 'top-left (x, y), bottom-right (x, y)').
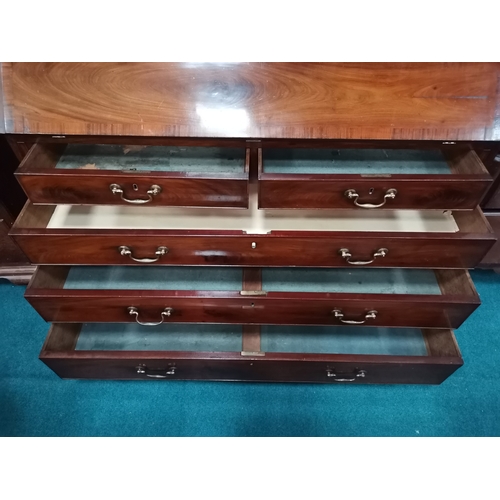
top-left (2, 62), bottom-right (500, 384)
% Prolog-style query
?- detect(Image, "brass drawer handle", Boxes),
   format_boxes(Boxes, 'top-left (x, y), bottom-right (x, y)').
top-left (128, 306), bottom-right (174, 326)
top-left (110, 183), bottom-right (161, 204)
top-left (345, 188), bottom-right (397, 208)
top-left (332, 309), bottom-right (377, 325)
top-left (136, 364), bottom-right (176, 378)
top-left (339, 248), bottom-right (388, 265)
top-left (326, 369), bottom-right (366, 382)
top-left (119, 245), bottom-right (169, 263)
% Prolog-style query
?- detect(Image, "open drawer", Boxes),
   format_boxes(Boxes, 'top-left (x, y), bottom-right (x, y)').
top-left (10, 196), bottom-right (495, 268)
top-left (26, 266), bottom-right (480, 329)
top-left (40, 323), bottom-right (463, 384)
top-left (258, 147), bottom-right (492, 210)
top-left (15, 143), bottom-right (250, 208)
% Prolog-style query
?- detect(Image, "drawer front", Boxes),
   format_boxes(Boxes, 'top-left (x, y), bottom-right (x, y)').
top-left (258, 148), bottom-right (492, 210)
top-left (18, 174), bottom-right (249, 208)
top-left (41, 356), bottom-right (461, 384)
top-left (26, 294), bottom-right (478, 329)
top-left (259, 178), bottom-right (491, 210)
top-left (12, 232), bottom-right (494, 269)
top-left (16, 144), bottom-right (250, 208)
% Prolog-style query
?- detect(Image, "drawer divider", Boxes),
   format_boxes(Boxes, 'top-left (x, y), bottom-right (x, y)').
top-left (241, 325), bottom-right (263, 356)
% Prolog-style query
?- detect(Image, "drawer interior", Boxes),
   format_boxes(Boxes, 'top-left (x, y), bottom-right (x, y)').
top-left (77, 323), bottom-right (243, 352)
top-left (14, 198), bottom-right (493, 237)
top-left (46, 203), bottom-right (460, 233)
top-left (30, 265), bottom-right (476, 299)
top-left (44, 323), bottom-right (456, 358)
top-left (19, 144), bottom-right (248, 174)
top-left (260, 325), bottom-right (428, 355)
top-left (261, 268), bottom-right (442, 294)
top-left (261, 148), bottom-right (487, 176)
top-left (62, 266), bottom-right (243, 291)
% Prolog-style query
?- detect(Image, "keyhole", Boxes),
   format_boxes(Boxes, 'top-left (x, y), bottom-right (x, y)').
top-left (251, 302), bottom-right (255, 307)
top-left (369, 188), bottom-right (374, 195)
top-left (133, 184), bottom-right (139, 191)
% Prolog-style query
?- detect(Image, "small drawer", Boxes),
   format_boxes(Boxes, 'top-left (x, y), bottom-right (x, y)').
top-left (40, 323), bottom-right (463, 384)
top-left (10, 199), bottom-right (495, 268)
top-left (258, 147), bottom-right (492, 210)
top-left (26, 266), bottom-right (479, 329)
top-left (16, 144), bottom-right (250, 208)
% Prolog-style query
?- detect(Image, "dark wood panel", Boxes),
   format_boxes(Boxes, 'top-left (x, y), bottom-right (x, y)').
top-left (482, 153), bottom-right (500, 209)
top-left (5, 136), bottom-right (34, 163)
top-left (19, 172), bottom-right (250, 208)
top-left (0, 213), bottom-right (33, 284)
top-left (11, 228), bottom-right (495, 269)
top-left (25, 294), bottom-right (479, 329)
top-left (259, 178), bottom-right (491, 210)
top-left (478, 213), bottom-right (500, 267)
top-left (0, 216), bottom-right (32, 283)
top-left (0, 218), bottom-right (29, 264)
top-left (3, 63), bottom-right (499, 140)
top-left (41, 356), bottom-right (461, 384)
top-left (0, 136), bottom-right (31, 280)
top-left (0, 135), bottom-right (27, 220)
top-left (40, 325), bottom-right (462, 384)
top-left (10, 133), bottom-right (500, 150)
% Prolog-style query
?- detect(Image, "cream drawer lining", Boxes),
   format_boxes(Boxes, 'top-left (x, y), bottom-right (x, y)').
top-left (48, 189), bottom-right (459, 234)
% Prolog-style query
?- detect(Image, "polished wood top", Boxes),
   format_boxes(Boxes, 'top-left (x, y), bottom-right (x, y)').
top-left (2, 62), bottom-right (500, 140)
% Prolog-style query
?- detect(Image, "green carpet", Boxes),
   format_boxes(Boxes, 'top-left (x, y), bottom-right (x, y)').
top-left (1, 270), bottom-right (500, 437)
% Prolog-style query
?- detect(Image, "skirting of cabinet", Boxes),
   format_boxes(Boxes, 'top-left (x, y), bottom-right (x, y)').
top-left (10, 200), bottom-right (495, 268)
top-left (26, 266), bottom-right (479, 329)
top-left (40, 323), bottom-right (463, 384)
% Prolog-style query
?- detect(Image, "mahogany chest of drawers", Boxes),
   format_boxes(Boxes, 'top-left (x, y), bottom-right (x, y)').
top-left (3, 62), bottom-right (500, 384)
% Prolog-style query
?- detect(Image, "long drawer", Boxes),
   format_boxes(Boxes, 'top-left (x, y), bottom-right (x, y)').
top-left (26, 266), bottom-right (479, 329)
top-left (15, 144), bottom-right (250, 208)
top-left (40, 323), bottom-right (463, 384)
top-left (10, 200), bottom-right (495, 268)
top-left (258, 147), bottom-right (492, 209)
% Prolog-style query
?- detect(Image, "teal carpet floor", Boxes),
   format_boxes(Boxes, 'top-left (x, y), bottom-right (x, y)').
top-left (1, 270), bottom-right (500, 437)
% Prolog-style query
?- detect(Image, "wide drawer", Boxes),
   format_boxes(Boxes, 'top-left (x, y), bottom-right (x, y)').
top-left (40, 323), bottom-right (463, 384)
top-left (10, 200), bottom-right (495, 268)
top-left (15, 144), bottom-right (250, 208)
top-left (26, 266), bottom-right (479, 329)
top-left (258, 147), bottom-right (492, 210)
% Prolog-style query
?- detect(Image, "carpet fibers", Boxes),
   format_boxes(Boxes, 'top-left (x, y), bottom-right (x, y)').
top-left (1, 270), bottom-right (500, 436)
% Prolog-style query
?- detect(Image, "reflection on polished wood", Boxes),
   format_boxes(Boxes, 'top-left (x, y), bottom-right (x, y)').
top-left (2, 63), bottom-right (500, 140)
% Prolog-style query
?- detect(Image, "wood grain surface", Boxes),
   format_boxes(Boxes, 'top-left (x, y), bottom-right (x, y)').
top-left (2, 63), bottom-right (500, 140)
